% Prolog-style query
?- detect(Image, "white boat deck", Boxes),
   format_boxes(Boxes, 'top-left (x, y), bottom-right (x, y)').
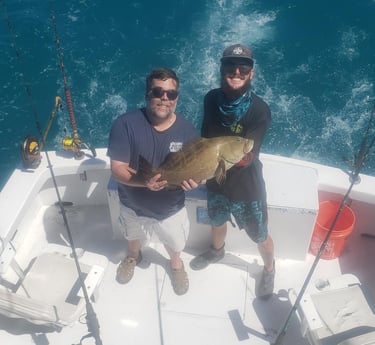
top-left (1, 150), bottom-right (375, 345)
top-left (0, 201), bottom-right (374, 345)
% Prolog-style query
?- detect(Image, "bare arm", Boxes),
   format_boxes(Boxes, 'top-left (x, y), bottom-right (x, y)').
top-left (111, 160), bottom-right (202, 192)
top-left (111, 159), bottom-right (167, 191)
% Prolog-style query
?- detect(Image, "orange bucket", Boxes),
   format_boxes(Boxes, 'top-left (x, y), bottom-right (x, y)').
top-left (309, 201), bottom-right (355, 260)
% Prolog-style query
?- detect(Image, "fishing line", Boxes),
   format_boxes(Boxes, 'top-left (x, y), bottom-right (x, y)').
top-left (272, 102), bottom-right (375, 345)
top-left (2, 1), bottom-right (103, 344)
top-left (351, 103), bottom-right (375, 179)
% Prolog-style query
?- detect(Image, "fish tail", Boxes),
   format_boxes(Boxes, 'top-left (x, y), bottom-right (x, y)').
top-left (138, 155), bottom-right (156, 181)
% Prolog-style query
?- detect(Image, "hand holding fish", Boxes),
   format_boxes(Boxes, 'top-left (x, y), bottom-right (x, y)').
top-left (180, 178), bottom-right (201, 191)
top-left (146, 175), bottom-right (199, 191)
top-left (145, 173), bottom-right (168, 191)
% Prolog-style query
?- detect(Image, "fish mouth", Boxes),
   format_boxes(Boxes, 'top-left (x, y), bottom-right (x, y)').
top-left (224, 158), bottom-right (242, 164)
top-left (243, 139), bottom-right (254, 153)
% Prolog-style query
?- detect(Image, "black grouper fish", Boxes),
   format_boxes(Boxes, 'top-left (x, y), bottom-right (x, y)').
top-left (138, 136), bottom-right (254, 189)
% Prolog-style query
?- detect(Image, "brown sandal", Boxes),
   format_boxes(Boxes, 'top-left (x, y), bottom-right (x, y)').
top-left (116, 252), bottom-right (142, 284)
top-left (171, 263), bottom-right (189, 295)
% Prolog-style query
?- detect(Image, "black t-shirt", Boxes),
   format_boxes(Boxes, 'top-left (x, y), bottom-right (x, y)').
top-left (201, 89), bottom-right (271, 202)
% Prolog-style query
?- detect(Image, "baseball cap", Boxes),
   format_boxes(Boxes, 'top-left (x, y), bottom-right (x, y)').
top-left (221, 44), bottom-right (254, 65)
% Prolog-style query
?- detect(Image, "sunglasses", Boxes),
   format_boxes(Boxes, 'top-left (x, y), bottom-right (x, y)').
top-left (222, 63), bottom-right (253, 76)
top-left (149, 86), bottom-right (179, 100)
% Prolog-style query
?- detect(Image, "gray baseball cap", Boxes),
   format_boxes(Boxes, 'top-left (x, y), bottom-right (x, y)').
top-left (221, 44), bottom-right (254, 65)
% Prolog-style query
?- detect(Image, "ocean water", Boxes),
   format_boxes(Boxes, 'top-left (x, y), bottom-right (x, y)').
top-left (1, 0), bottom-right (375, 191)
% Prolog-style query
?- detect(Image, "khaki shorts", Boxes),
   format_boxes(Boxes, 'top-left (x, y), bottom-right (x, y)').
top-left (118, 204), bottom-right (189, 252)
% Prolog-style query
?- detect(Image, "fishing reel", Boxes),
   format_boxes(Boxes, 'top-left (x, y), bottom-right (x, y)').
top-left (21, 135), bottom-right (42, 169)
top-left (62, 134), bottom-right (96, 159)
top-left (62, 135), bottom-right (84, 159)
top-left (20, 96), bottom-right (62, 169)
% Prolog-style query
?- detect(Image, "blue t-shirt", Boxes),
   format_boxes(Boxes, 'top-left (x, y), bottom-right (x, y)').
top-left (107, 108), bottom-right (198, 220)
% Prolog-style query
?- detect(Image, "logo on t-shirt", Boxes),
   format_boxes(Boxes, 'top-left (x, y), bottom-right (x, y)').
top-left (169, 141), bottom-right (183, 152)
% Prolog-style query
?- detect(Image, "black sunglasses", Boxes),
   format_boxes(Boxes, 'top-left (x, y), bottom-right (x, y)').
top-left (149, 86), bottom-right (179, 100)
top-left (222, 63), bottom-right (253, 76)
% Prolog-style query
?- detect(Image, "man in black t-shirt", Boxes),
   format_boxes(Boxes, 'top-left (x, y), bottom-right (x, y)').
top-left (190, 44), bottom-right (275, 299)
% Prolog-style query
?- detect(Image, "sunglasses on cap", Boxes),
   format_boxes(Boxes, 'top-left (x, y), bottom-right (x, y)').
top-left (148, 86), bottom-right (179, 100)
top-left (222, 62), bottom-right (253, 76)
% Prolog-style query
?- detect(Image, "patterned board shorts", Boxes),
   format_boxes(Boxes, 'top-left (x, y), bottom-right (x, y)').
top-left (207, 191), bottom-right (268, 243)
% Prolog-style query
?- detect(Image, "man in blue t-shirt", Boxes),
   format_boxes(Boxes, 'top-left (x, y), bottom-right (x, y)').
top-left (107, 68), bottom-right (199, 295)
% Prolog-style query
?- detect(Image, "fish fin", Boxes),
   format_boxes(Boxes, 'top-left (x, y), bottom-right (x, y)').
top-left (138, 155), bottom-right (156, 181)
top-left (214, 159), bottom-right (226, 184)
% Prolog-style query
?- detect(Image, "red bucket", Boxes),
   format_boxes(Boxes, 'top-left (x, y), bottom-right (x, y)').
top-left (309, 201), bottom-right (355, 260)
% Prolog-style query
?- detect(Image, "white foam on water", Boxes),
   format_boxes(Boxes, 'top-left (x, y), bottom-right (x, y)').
top-left (171, 0), bottom-right (374, 175)
top-left (89, 80), bottom-right (98, 98)
top-left (1, 0), bottom-right (375, 187)
top-left (99, 94), bottom-right (128, 116)
top-left (338, 27), bottom-right (367, 61)
top-left (171, 0), bottom-right (277, 127)
top-left (68, 15), bottom-right (78, 22)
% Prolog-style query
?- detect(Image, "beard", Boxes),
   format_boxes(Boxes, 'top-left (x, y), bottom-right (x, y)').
top-left (220, 77), bottom-right (251, 100)
top-left (146, 100), bottom-right (176, 126)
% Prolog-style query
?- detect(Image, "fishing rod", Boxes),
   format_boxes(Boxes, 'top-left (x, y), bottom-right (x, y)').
top-left (50, 4), bottom-right (96, 159)
top-left (351, 104), bottom-right (375, 180)
top-left (272, 102), bottom-right (375, 345)
top-left (49, 3), bottom-right (102, 345)
top-left (3, 2), bottom-right (103, 344)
